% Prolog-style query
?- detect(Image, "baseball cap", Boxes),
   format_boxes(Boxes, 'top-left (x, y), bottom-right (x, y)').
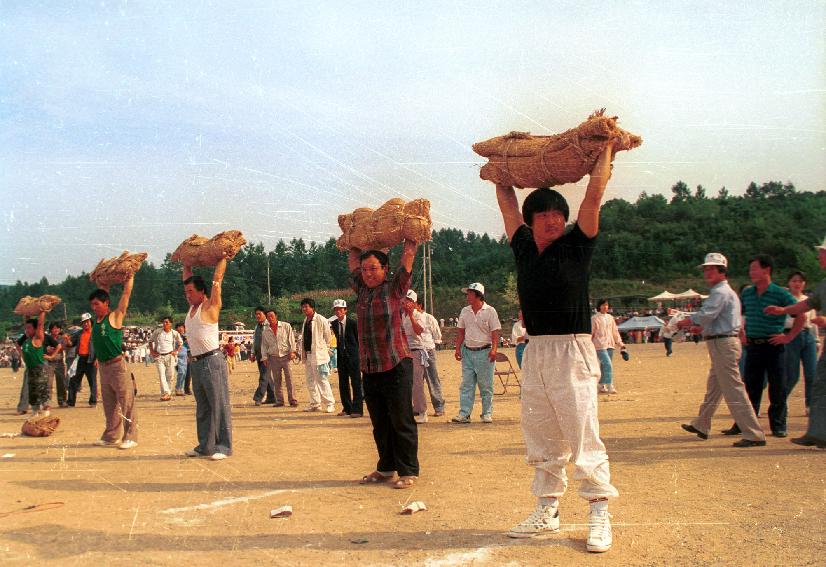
top-left (80, 312), bottom-right (92, 322)
top-left (815, 236), bottom-right (826, 251)
top-left (406, 290), bottom-right (418, 302)
top-left (332, 299), bottom-right (347, 309)
top-left (698, 253), bottom-right (727, 268)
top-left (461, 282), bottom-right (485, 295)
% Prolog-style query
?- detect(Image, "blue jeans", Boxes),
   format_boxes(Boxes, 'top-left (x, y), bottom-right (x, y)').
top-left (175, 352), bottom-right (189, 391)
top-left (515, 343), bottom-right (526, 368)
top-left (459, 346), bottom-right (494, 417)
top-left (785, 329), bottom-right (817, 408)
top-left (597, 348), bottom-right (614, 385)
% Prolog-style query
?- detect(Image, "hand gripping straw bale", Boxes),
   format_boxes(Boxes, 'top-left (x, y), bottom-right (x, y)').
top-left (336, 198), bottom-right (432, 251)
top-left (472, 109), bottom-right (642, 189)
top-left (89, 251), bottom-right (148, 287)
top-left (170, 230), bottom-right (247, 267)
top-left (14, 295), bottom-right (62, 317)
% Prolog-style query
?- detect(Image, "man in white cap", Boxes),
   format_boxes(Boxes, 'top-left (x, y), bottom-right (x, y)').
top-left (67, 312), bottom-right (98, 407)
top-left (411, 292), bottom-right (446, 417)
top-left (402, 290), bottom-right (432, 423)
top-left (331, 299), bottom-right (363, 417)
top-left (678, 253), bottom-right (767, 447)
top-left (765, 236), bottom-right (826, 448)
top-left (452, 282), bottom-right (501, 424)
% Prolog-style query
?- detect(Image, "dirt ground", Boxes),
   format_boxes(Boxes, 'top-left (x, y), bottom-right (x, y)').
top-left (1, 343), bottom-right (824, 566)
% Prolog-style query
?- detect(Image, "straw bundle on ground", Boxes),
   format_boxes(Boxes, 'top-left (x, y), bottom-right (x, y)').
top-left (170, 230), bottom-right (247, 267)
top-left (337, 198), bottom-right (432, 251)
top-left (14, 295), bottom-right (62, 317)
top-left (22, 415), bottom-right (60, 437)
top-left (472, 109), bottom-right (642, 188)
top-left (89, 251), bottom-right (147, 287)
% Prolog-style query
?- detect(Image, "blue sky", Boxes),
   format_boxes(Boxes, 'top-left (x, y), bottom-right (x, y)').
top-left (1, 1), bottom-right (824, 284)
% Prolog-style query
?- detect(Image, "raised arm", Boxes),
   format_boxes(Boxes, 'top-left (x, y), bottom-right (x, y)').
top-left (182, 264), bottom-right (193, 282)
top-left (765, 299), bottom-right (813, 317)
top-left (348, 248), bottom-right (361, 273)
top-left (110, 274), bottom-right (134, 327)
top-left (32, 311), bottom-right (47, 348)
top-left (496, 184), bottom-right (523, 242)
top-left (202, 257), bottom-right (227, 321)
top-left (400, 239), bottom-right (418, 273)
top-left (578, 144), bottom-right (614, 238)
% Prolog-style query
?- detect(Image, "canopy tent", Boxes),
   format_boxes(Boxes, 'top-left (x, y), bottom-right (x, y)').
top-left (648, 291), bottom-right (677, 301)
top-left (617, 315), bottom-right (666, 331)
top-left (673, 289), bottom-right (708, 300)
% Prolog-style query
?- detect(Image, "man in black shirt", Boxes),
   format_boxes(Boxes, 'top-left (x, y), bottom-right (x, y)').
top-left (497, 145), bottom-right (618, 553)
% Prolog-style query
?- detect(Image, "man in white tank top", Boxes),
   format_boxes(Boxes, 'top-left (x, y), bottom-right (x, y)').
top-left (182, 257), bottom-right (233, 461)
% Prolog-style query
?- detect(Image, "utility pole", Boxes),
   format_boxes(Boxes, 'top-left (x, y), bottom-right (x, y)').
top-left (427, 241), bottom-right (434, 316)
top-left (266, 256), bottom-right (272, 305)
top-left (421, 242), bottom-right (428, 312)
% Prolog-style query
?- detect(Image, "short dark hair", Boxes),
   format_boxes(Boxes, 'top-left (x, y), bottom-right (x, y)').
top-left (265, 308), bottom-right (278, 317)
top-left (787, 270), bottom-right (806, 283)
top-left (183, 275), bottom-right (207, 292)
top-left (254, 306), bottom-right (266, 315)
top-left (359, 249), bottom-right (389, 268)
top-left (597, 299), bottom-right (609, 310)
top-left (522, 188), bottom-right (570, 227)
top-left (175, 322), bottom-right (185, 329)
top-left (49, 322), bottom-right (62, 331)
top-left (748, 254), bottom-right (774, 274)
top-left (714, 265), bottom-right (728, 275)
top-left (26, 318), bottom-right (39, 329)
top-left (161, 316), bottom-right (172, 323)
top-left (300, 297), bottom-right (315, 309)
top-left (88, 289), bottom-right (110, 303)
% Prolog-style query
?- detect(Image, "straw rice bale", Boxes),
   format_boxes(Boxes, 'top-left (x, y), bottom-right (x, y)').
top-left (22, 415), bottom-right (60, 437)
top-left (89, 251), bottom-right (147, 287)
top-left (336, 198), bottom-right (432, 251)
top-left (170, 230), bottom-right (247, 267)
top-left (472, 109), bottom-right (642, 188)
top-left (14, 295), bottom-right (62, 317)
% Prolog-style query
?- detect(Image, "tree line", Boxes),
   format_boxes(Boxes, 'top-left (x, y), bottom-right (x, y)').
top-left (2, 180), bottom-right (824, 335)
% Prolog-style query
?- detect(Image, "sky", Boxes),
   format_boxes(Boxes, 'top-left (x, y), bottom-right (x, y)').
top-left (1, 1), bottom-right (824, 285)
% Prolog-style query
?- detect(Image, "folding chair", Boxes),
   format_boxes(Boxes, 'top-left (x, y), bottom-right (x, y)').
top-left (493, 352), bottom-right (521, 395)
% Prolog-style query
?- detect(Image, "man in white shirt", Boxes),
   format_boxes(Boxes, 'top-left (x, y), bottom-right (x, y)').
top-left (402, 290), bottom-right (431, 423)
top-left (411, 292), bottom-right (446, 417)
top-left (452, 282), bottom-right (501, 423)
top-left (150, 317), bottom-right (182, 401)
top-left (260, 307), bottom-right (297, 407)
top-left (300, 298), bottom-right (335, 413)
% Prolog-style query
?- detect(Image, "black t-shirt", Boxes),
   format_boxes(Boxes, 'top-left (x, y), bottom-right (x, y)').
top-left (511, 223), bottom-right (596, 335)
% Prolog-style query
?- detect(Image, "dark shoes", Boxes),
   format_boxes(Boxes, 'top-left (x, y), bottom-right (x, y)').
top-left (732, 439), bottom-right (766, 448)
top-left (681, 424), bottom-right (708, 440)
top-left (791, 436), bottom-right (826, 448)
top-left (721, 424), bottom-right (741, 436)
top-left (771, 431), bottom-right (787, 438)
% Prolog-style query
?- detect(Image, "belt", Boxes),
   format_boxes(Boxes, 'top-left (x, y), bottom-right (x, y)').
top-left (706, 334), bottom-right (738, 340)
top-left (158, 351), bottom-right (174, 356)
top-left (191, 349), bottom-right (221, 362)
top-left (101, 355), bottom-right (123, 366)
top-left (747, 338), bottom-right (774, 345)
top-left (464, 344), bottom-right (491, 351)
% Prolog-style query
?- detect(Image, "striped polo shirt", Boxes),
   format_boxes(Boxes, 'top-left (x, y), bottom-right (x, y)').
top-left (741, 282), bottom-right (795, 338)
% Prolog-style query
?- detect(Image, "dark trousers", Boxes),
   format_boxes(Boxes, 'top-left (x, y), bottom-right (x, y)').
top-left (191, 353), bottom-right (233, 456)
top-left (68, 357), bottom-right (97, 406)
top-left (663, 338), bottom-right (673, 356)
top-left (184, 362), bottom-right (192, 394)
top-left (744, 342), bottom-right (787, 433)
top-left (52, 362), bottom-right (68, 404)
top-left (253, 359), bottom-right (276, 403)
top-left (337, 355), bottom-right (363, 415)
top-left (363, 358), bottom-right (419, 477)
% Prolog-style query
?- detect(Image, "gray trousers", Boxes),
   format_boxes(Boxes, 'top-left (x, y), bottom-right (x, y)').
top-left (412, 350), bottom-right (445, 414)
top-left (17, 369), bottom-right (29, 412)
top-left (805, 353), bottom-right (826, 440)
top-left (691, 337), bottom-right (765, 441)
top-left (268, 355), bottom-right (296, 405)
top-left (424, 348), bottom-right (445, 412)
top-left (191, 352), bottom-right (233, 456)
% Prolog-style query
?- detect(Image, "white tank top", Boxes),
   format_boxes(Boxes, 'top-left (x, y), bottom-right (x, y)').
top-left (185, 303), bottom-right (219, 356)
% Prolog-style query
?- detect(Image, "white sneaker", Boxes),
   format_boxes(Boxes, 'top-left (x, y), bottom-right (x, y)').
top-left (210, 452), bottom-right (228, 461)
top-left (414, 413), bottom-right (428, 423)
top-left (324, 406), bottom-right (335, 413)
top-left (607, 385), bottom-right (617, 394)
top-left (598, 384), bottom-right (608, 394)
top-left (508, 503), bottom-right (560, 538)
top-left (93, 439), bottom-right (120, 447)
top-left (586, 500), bottom-right (613, 553)
top-left (184, 449), bottom-right (202, 457)
top-left (119, 440), bottom-right (138, 450)
top-left (481, 414), bottom-right (493, 423)
top-left (303, 406), bottom-right (320, 412)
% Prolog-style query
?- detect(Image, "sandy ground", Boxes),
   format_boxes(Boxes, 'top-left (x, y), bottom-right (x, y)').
top-left (0, 343), bottom-right (824, 566)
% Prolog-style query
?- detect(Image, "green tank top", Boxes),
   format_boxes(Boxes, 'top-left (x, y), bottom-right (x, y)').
top-left (22, 338), bottom-right (45, 368)
top-left (92, 314), bottom-right (123, 362)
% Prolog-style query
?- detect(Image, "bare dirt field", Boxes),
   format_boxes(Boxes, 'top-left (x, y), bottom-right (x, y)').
top-left (1, 343), bottom-right (824, 566)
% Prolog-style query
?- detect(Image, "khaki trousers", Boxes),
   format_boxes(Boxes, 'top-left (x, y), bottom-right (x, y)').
top-left (691, 337), bottom-right (765, 441)
top-left (100, 358), bottom-right (138, 443)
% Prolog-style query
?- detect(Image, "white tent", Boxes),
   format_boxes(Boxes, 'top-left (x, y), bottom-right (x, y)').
top-left (648, 291), bottom-right (677, 302)
top-left (673, 289), bottom-right (708, 300)
top-left (617, 315), bottom-right (666, 331)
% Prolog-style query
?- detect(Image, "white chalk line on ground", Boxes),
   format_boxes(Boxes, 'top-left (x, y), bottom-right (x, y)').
top-left (424, 547), bottom-right (492, 567)
top-left (160, 490), bottom-right (287, 515)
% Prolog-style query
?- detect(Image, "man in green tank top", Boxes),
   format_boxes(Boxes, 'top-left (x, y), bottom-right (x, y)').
top-left (88, 274), bottom-right (138, 450)
top-left (22, 310), bottom-right (50, 417)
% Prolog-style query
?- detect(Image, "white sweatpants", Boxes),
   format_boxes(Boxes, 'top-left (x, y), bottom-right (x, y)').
top-left (304, 362), bottom-right (335, 410)
top-left (155, 353), bottom-right (176, 394)
top-left (521, 334), bottom-right (619, 501)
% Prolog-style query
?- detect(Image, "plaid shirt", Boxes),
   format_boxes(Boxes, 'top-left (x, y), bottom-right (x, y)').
top-left (351, 266), bottom-right (412, 374)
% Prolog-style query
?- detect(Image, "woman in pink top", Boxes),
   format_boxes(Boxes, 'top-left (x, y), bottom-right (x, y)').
top-left (591, 299), bottom-right (625, 394)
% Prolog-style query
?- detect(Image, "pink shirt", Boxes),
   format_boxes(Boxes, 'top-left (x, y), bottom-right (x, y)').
top-left (591, 313), bottom-right (624, 350)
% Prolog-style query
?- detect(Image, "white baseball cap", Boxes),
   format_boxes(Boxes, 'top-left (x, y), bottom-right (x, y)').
top-left (332, 299), bottom-right (347, 309)
top-left (80, 312), bottom-right (92, 322)
top-left (406, 290), bottom-right (418, 302)
top-left (461, 282), bottom-right (485, 295)
top-left (815, 236), bottom-right (826, 251)
top-left (698, 253), bottom-right (727, 268)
